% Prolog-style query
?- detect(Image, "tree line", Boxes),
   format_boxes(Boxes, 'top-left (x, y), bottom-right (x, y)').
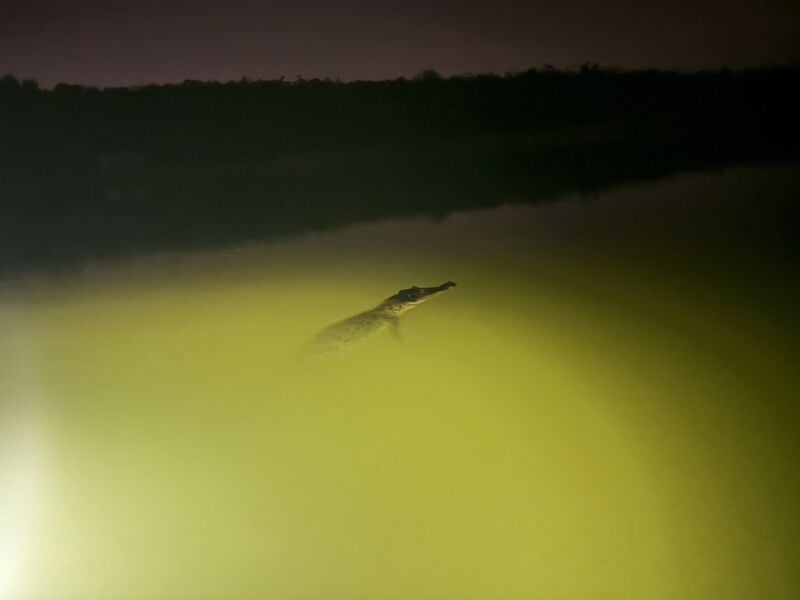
top-left (2, 65), bottom-right (799, 167)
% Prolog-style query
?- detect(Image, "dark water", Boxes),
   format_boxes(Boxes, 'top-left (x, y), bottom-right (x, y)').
top-left (1, 162), bottom-right (799, 598)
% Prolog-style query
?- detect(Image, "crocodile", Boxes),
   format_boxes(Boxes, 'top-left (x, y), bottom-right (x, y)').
top-left (306, 281), bottom-right (457, 357)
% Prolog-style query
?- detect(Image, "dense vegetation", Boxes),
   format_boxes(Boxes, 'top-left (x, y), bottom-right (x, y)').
top-left (1, 66), bottom-right (799, 272)
top-left (2, 66), bottom-right (800, 164)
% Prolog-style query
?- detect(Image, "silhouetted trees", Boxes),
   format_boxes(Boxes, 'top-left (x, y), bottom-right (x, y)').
top-left (1, 66), bottom-right (798, 168)
top-left (1, 66), bottom-right (799, 273)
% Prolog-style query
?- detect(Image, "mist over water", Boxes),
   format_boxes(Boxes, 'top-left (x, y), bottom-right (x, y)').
top-left (1, 163), bottom-right (799, 598)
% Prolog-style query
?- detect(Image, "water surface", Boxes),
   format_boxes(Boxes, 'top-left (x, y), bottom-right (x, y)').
top-left (1, 163), bottom-right (799, 599)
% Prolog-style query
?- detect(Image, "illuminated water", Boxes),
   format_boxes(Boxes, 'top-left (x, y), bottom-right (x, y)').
top-left (1, 163), bottom-right (799, 598)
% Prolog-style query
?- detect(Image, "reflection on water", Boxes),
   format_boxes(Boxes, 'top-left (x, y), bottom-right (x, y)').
top-left (1, 163), bottom-right (799, 598)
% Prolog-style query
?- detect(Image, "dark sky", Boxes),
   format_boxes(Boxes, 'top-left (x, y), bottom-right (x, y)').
top-left (1, 0), bottom-right (799, 87)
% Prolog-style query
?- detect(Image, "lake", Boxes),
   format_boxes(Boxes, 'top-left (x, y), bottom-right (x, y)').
top-left (1, 162), bottom-right (799, 599)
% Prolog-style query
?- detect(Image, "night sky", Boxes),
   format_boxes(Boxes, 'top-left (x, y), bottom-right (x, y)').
top-left (1, 0), bottom-right (799, 88)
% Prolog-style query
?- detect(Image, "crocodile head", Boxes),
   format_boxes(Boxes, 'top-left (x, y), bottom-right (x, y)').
top-left (380, 281), bottom-right (457, 316)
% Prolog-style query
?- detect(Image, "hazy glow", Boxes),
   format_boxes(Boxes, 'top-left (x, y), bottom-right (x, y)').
top-left (1, 164), bottom-right (798, 598)
top-left (0, 420), bottom-right (46, 598)
top-left (0, 312), bottom-right (48, 600)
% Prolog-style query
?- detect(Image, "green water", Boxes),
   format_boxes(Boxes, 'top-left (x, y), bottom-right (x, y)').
top-left (1, 163), bottom-right (799, 599)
